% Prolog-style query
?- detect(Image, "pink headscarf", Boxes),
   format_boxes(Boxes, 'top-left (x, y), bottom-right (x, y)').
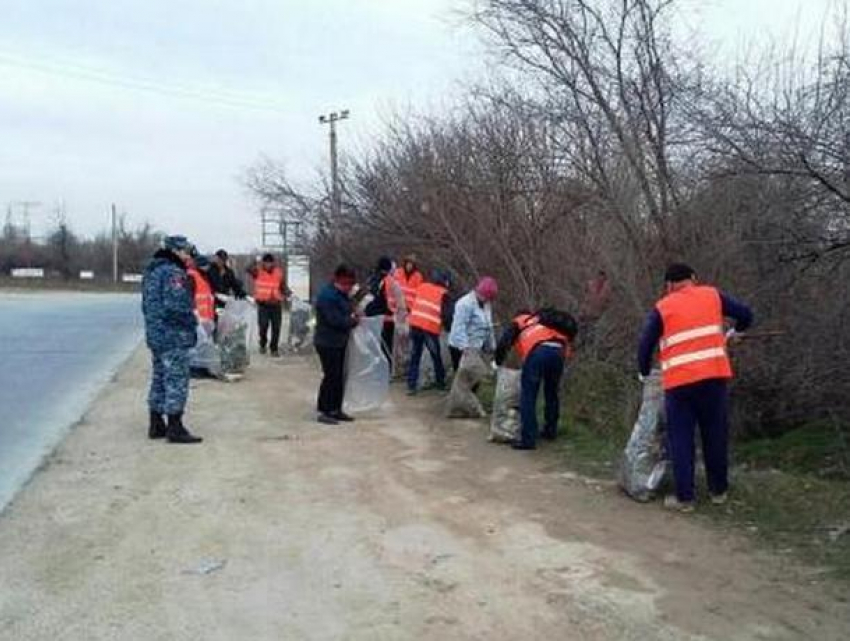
top-left (475, 276), bottom-right (498, 301)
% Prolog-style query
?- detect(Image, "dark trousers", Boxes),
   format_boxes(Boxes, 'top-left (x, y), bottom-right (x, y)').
top-left (407, 327), bottom-right (446, 391)
top-left (520, 345), bottom-right (566, 447)
top-left (449, 346), bottom-right (463, 372)
top-left (316, 345), bottom-right (347, 415)
top-left (665, 378), bottom-right (729, 502)
top-left (381, 320), bottom-right (395, 365)
top-left (257, 303), bottom-right (283, 351)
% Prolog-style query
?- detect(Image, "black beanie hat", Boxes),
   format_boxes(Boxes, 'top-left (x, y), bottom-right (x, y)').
top-left (664, 263), bottom-right (696, 283)
top-left (377, 256), bottom-right (393, 272)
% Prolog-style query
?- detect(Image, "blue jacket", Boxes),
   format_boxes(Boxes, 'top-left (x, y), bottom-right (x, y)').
top-left (313, 282), bottom-right (357, 348)
top-left (637, 290), bottom-right (753, 376)
top-left (142, 249), bottom-right (198, 353)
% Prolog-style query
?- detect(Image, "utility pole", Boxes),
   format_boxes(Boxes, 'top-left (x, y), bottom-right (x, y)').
top-left (111, 203), bottom-right (118, 283)
top-left (318, 109), bottom-right (349, 258)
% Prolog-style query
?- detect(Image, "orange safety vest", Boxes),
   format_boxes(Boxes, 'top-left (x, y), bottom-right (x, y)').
top-left (254, 266), bottom-right (284, 303)
top-left (514, 314), bottom-right (570, 362)
top-left (188, 268), bottom-right (215, 321)
top-left (394, 267), bottom-right (423, 312)
top-left (408, 282), bottom-right (446, 335)
top-left (656, 285), bottom-right (732, 391)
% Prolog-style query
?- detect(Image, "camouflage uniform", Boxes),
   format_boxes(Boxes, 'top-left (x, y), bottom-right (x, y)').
top-left (142, 249), bottom-right (198, 416)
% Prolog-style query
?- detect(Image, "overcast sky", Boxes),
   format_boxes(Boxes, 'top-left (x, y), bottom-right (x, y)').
top-left (0, 0), bottom-right (838, 254)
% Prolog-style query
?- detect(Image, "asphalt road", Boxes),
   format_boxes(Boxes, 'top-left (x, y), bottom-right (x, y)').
top-left (0, 291), bottom-right (142, 511)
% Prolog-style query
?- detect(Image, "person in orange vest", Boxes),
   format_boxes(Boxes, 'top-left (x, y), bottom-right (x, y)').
top-left (495, 307), bottom-right (578, 450)
top-left (187, 255), bottom-right (216, 324)
top-left (638, 263), bottom-right (753, 512)
top-left (406, 270), bottom-right (453, 395)
top-left (364, 256), bottom-right (407, 364)
top-left (246, 253), bottom-right (289, 357)
top-left (394, 255), bottom-right (424, 313)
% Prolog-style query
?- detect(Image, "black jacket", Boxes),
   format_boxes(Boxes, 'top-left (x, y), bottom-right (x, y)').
top-left (363, 271), bottom-right (391, 318)
top-left (314, 282), bottom-right (357, 348)
top-left (208, 264), bottom-right (246, 301)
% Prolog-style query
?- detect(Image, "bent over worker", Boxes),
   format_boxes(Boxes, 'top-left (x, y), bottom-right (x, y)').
top-left (495, 308), bottom-right (578, 450)
top-left (637, 263), bottom-right (753, 512)
top-left (406, 270), bottom-right (452, 395)
top-left (247, 253), bottom-right (288, 357)
top-left (141, 236), bottom-right (203, 444)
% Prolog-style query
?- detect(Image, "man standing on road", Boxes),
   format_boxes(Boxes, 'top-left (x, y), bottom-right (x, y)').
top-left (406, 270), bottom-right (452, 395)
top-left (141, 236), bottom-right (204, 444)
top-left (394, 255), bottom-right (424, 313)
top-left (247, 253), bottom-right (289, 357)
top-left (314, 265), bottom-right (360, 425)
top-left (494, 307), bottom-right (577, 450)
top-left (638, 263), bottom-right (753, 512)
top-left (208, 249), bottom-right (246, 312)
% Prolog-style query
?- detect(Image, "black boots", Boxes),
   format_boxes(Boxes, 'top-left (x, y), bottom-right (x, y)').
top-left (166, 413), bottom-right (203, 444)
top-left (149, 412), bottom-right (167, 440)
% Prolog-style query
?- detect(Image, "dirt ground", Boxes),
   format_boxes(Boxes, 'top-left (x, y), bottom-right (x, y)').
top-left (1, 349), bottom-right (847, 641)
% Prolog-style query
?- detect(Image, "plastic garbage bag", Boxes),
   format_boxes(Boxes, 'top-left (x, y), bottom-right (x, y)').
top-left (288, 296), bottom-right (312, 350)
top-left (392, 329), bottom-right (411, 379)
top-left (490, 367), bottom-right (521, 442)
top-left (618, 369), bottom-right (670, 502)
top-left (190, 320), bottom-right (222, 377)
top-left (218, 299), bottom-right (254, 375)
top-left (344, 316), bottom-right (390, 413)
top-left (446, 349), bottom-right (489, 418)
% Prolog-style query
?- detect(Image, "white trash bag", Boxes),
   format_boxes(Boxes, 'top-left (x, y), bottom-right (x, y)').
top-left (618, 369), bottom-right (670, 502)
top-left (490, 367), bottom-right (521, 442)
top-left (190, 320), bottom-right (222, 377)
top-left (446, 349), bottom-right (489, 418)
top-left (344, 316), bottom-right (390, 413)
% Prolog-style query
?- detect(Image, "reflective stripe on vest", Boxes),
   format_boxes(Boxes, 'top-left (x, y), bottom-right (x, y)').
top-left (514, 314), bottom-right (569, 362)
top-left (254, 267), bottom-right (284, 303)
top-left (656, 285), bottom-right (732, 390)
top-left (188, 268), bottom-right (215, 321)
top-left (394, 267), bottom-right (423, 310)
top-left (408, 283), bottom-right (446, 334)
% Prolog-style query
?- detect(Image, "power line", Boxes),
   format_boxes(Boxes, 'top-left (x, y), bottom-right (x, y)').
top-left (0, 49), bottom-right (284, 113)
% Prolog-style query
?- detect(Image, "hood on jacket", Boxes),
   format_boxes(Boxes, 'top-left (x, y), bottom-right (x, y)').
top-left (146, 248), bottom-right (187, 274)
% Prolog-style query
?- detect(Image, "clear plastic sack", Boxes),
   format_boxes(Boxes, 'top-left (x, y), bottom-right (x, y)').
top-left (618, 369), bottom-right (670, 502)
top-left (288, 296), bottom-right (312, 350)
top-left (218, 299), bottom-right (255, 375)
top-left (190, 320), bottom-right (222, 377)
top-left (446, 349), bottom-right (490, 418)
top-left (489, 367), bottom-right (521, 442)
top-left (392, 329), bottom-right (411, 379)
top-left (344, 316), bottom-right (390, 413)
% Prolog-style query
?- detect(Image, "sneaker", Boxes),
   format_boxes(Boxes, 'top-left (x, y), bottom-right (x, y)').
top-left (663, 495), bottom-right (695, 513)
top-left (270, 349), bottom-right (281, 358)
top-left (541, 431), bottom-right (557, 442)
top-left (332, 411), bottom-right (355, 423)
top-left (317, 413), bottom-right (339, 426)
top-left (406, 388), bottom-right (418, 397)
top-left (511, 441), bottom-right (536, 451)
top-left (259, 345), bottom-right (267, 355)
top-left (710, 492), bottom-right (728, 506)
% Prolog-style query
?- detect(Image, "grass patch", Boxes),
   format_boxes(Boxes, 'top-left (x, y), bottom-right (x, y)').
top-left (501, 358), bottom-right (850, 583)
top-left (736, 421), bottom-right (850, 480)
